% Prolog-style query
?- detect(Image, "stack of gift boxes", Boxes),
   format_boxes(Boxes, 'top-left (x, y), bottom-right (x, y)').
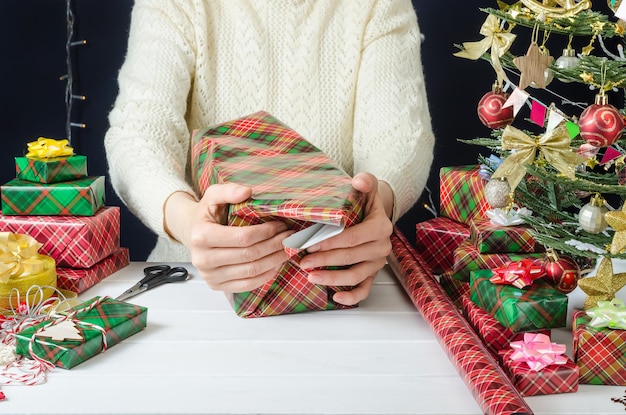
top-left (0, 139), bottom-right (129, 295)
top-left (416, 165), bottom-right (588, 396)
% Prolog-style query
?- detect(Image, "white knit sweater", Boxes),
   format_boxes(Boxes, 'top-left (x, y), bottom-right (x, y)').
top-left (104, 0), bottom-right (435, 262)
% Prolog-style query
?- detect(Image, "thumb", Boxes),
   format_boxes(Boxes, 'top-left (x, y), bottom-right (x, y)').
top-left (199, 183), bottom-right (252, 222)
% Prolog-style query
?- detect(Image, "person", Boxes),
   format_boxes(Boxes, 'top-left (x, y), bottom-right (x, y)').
top-left (104, 0), bottom-right (435, 306)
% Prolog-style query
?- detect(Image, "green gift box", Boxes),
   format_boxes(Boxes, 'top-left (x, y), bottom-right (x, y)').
top-left (470, 269), bottom-right (568, 332)
top-left (1, 176), bottom-right (105, 216)
top-left (15, 155), bottom-right (87, 184)
top-left (15, 296), bottom-right (147, 369)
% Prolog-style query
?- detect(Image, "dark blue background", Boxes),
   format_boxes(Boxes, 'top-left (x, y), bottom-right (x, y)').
top-left (3, 1), bottom-right (604, 259)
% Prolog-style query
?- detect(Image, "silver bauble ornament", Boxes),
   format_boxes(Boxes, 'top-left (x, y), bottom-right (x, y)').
top-left (554, 47), bottom-right (579, 83)
top-left (578, 194), bottom-right (608, 234)
top-left (484, 178), bottom-right (512, 209)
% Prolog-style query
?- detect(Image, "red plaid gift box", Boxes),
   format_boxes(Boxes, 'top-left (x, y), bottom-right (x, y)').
top-left (57, 248), bottom-right (130, 294)
top-left (573, 310), bottom-right (626, 385)
top-left (415, 217), bottom-right (469, 274)
top-left (191, 111), bottom-right (364, 318)
top-left (461, 294), bottom-right (550, 357)
top-left (439, 165), bottom-right (489, 224)
top-left (439, 272), bottom-right (469, 309)
top-left (469, 217), bottom-right (537, 254)
top-left (0, 206), bottom-right (120, 268)
top-left (452, 240), bottom-right (543, 282)
top-left (498, 349), bottom-right (579, 396)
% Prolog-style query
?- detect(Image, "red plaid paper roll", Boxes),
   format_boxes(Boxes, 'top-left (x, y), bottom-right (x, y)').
top-left (390, 228), bottom-right (533, 415)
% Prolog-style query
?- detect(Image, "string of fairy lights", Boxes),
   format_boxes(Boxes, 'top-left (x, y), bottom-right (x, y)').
top-left (60, 0), bottom-right (86, 146)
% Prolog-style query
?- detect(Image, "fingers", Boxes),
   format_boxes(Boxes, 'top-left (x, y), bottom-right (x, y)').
top-left (332, 275), bottom-right (376, 306)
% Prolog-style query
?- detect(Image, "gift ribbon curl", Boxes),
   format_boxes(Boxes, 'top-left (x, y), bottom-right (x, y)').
top-left (586, 298), bottom-right (626, 330)
top-left (0, 233), bottom-right (45, 284)
top-left (490, 258), bottom-right (545, 289)
top-left (454, 15), bottom-right (516, 85)
top-left (491, 124), bottom-right (585, 192)
top-left (25, 137), bottom-right (74, 159)
top-left (509, 332), bottom-right (568, 372)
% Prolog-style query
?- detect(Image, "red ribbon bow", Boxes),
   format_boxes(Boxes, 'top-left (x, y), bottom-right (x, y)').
top-left (490, 258), bottom-right (545, 289)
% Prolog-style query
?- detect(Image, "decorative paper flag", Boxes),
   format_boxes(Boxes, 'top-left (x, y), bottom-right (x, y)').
top-left (578, 143), bottom-right (600, 159)
top-left (503, 87), bottom-right (530, 116)
top-left (566, 120), bottom-right (580, 138)
top-left (546, 109), bottom-right (565, 132)
top-left (530, 100), bottom-right (547, 127)
top-left (601, 147), bottom-right (623, 165)
top-left (616, 1), bottom-right (626, 20)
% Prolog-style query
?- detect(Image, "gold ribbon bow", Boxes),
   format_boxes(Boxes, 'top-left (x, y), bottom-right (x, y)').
top-left (0, 232), bottom-right (45, 284)
top-left (453, 15), bottom-right (516, 85)
top-left (25, 137), bottom-right (74, 159)
top-left (491, 124), bottom-right (585, 192)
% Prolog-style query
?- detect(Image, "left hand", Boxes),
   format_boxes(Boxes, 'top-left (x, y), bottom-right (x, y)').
top-left (298, 172), bottom-right (393, 306)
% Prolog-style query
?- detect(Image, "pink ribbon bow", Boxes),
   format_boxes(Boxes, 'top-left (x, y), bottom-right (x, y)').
top-left (490, 258), bottom-right (545, 289)
top-left (509, 333), bottom-right (567, 372)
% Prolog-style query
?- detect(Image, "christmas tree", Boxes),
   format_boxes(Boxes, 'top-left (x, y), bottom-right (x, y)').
top-left (454, 0), bottom-right (626, 288)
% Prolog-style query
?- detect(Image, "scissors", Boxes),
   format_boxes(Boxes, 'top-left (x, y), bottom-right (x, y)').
top-left (116, 265), bottom-right (190, 302)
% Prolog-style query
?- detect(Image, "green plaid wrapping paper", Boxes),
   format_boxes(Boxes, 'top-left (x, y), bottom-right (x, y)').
top-left (573, 311), bottom-right (626, 385)
top-left (470, 269), bottom-right (567, 332)
top-left (1, 176), bottom-right (105, 216)
top-left (15, 155), bottom-right (87, 184)
top-left (439, 272), bottom-right (469, 309)
top-left (469, 217), bottom-right (538, 254)
top-left (15, 296), bottom-right (147, 369)
top-left (191, 111), bottom-right (364, 318)
top-left (452, 240), bottom-right (543, 282)
top-left (415, 217), bottom-right (469, 274)
top-left (439, 165), bottom-right (489, 224)
top-left (498, 349), bottom-right (579, 396)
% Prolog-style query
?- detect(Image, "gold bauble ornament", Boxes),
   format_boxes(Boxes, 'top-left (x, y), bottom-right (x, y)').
top-left (520, 0), bottom-right (591, 19)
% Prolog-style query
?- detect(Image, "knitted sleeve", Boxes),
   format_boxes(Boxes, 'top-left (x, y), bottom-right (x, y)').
top-left (352, 0), bottom-right (435, 222)
top-left (104, 0), bottom-right (197, 237)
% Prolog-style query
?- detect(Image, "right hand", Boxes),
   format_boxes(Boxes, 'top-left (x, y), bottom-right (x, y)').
top-left (166, 184), bottom-right (293, 293)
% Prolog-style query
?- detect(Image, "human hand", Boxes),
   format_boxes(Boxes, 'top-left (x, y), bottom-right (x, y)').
top-left (166, 184), bottom-right (293, 293)
top-left (298, 172), bottom-right (393, 306)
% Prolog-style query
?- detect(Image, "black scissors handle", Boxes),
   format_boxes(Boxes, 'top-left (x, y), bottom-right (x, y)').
top-left (142, 265), bottom-right (189, 290)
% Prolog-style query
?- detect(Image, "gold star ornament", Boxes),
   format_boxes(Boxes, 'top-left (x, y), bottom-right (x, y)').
top-left (606, 203), bottom-right (626, 255)
top-left (514, 42), bottom-right (554, 90)
top-left (578, 257), bottom-right (626, 310)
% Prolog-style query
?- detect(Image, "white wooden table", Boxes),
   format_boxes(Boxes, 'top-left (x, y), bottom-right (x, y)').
top-left (3, 262), bottom-right (626, 414)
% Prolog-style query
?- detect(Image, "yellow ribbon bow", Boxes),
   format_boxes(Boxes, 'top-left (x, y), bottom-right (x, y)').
top-left (25, 137), bottom-right (74, 159)
top-left (0, 232), bottom-right (45, 284)
top-left (491, 124), bottom-right (585, 192)
top-left (453, 15), bottom-right (517, 85)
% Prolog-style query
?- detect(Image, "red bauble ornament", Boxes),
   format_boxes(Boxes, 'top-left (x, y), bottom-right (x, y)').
top-left (477, 88), bottom-right (514, 129)
top-left (578, 94), bottom-right (625, 148)
top-left (542, 254), bottom-right (580, 294)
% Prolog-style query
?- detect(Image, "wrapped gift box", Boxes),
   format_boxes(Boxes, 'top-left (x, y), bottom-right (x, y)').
top-left (15, 155), bottom-right (87, 184)
top-left (573, 310), bottom-right (626, 385)
top-left (452, 240), bottom-right (543, 282)
top-left (0, 206), bottom-right (120, 268)
top-left (439, 165), bottom-right (489, 224)
top-left (415, 217), bottom-right (469, 274)
top-left (191, 111), bottom-right (363, 318)
top-left (461, 294), bottom-right (550, 357)
top-left (1, 176), bottom-right (105, 216)
top-left (57, 247), bottom-right (130, 294)
top-left (15, 296), bottom-right (147, 369)
top-left (498, 349), bottom-right (579, 396)
top-left (470, 269), bottom-right (567, 332)
top-left (439, 272), bottom-right (469, 309)
top-left (469, 217), bottom-right (537, 254)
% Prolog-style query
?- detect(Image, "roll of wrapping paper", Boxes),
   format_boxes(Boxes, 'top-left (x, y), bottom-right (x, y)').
top-left (389, 228), bottom-right (533, 415)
